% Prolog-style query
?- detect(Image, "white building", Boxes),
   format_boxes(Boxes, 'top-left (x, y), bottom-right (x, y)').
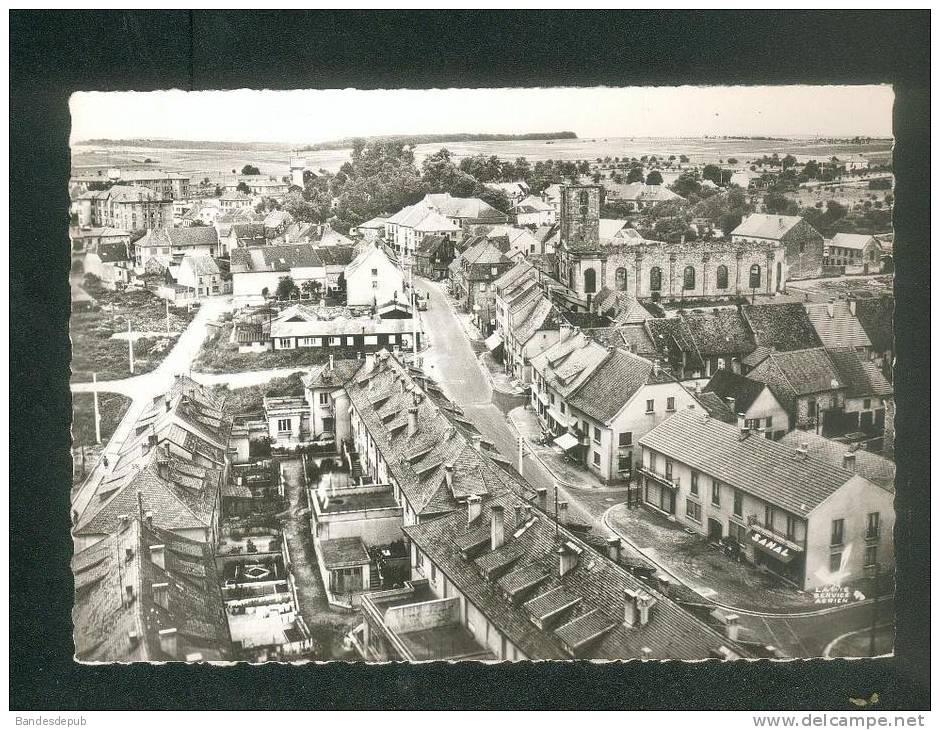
top-left (344, 243), bottom-right (405, 307)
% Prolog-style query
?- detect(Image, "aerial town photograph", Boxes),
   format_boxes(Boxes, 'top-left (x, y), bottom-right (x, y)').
top-left (66, 85), bottom-right (897, 664)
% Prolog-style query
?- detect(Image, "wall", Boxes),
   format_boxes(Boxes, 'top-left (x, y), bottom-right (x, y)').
top-left (347, 249), bottom-right (404, 306)
top-left (782, 222), bottom-right (825, 280)
top-left (795, 391), bottom-right (843, 430)
top-left (804, 475), bottom-right (894, 591)
top-left (314, 503), bottom-right (403, 545)
top-left (744, 388), bottom-right (791, 436)
top-left (383, 596), bottom-right (461, 633)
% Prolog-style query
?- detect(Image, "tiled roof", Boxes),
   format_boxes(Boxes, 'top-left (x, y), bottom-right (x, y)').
top-left (854, 297), bottom-right (894, 353)
top-left (732, 213), bottom-right (804, 240)
top-left (513, 296), bottom-right (560, 346)
top-left (645, 317), bottom-right (704, 372)
top-left (742, 303), bottom-right (823, 351)
top-left (694, 392), bottom-right (737, 424)
top-left (404, 487), bottom-right (742, 660)
top-left (805, 302), bottom-right (872, 349)
top-left (568, 349), bottom-right (677, 424)
top-left (640, 409), bottom-right (858, 515)
top-left (830, 233), bottom-right (877, 251)
top-left (703, 369), bottom-right (771, 414)
top-left (302, 358), bottom-right (362, 390)
top-left (96, 241), bottom-right (130, 263)
top-left (230, 243), bottom-right (323, 273)
top-left (825, 347), bottom-right (893, 399)
top-left (593, 289), bottom-right (651, 325)
top-left (682, 309), bottom-right (756, 357)
top-left (530, 333), bottom-right (610, 398)
top-left (746, 348), bottom-right (844, 411)
top-left (181, 254), bottom-right (220, 276)
top-left (425, 193), bottom-right (508, 222)
top-left (346, 354), bottom-right (520, 517)
top-left (779, 431), bottom-right (895, 491)
top-left (73, 518), bottom-right (231, 662)
top-left (316, 245), bottom-right (356, 266)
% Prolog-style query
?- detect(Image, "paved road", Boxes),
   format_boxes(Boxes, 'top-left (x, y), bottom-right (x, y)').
top-left (71, 297), bottom-right (233, 518)
top-left (415, 276), bottom-right (895, 658)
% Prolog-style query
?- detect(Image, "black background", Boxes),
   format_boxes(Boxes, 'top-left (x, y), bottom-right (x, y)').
top-left (10, 10), bottom-right (930, 711)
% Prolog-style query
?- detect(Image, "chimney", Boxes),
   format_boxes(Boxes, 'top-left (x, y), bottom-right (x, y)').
top-left (724, 613), bottom-right (741, 642)
top-left (536, 487), bottom-right (547, 511)
top-left (165, 394), bottom-right (172, 412)
top-left (623, 588), bottom-right (640, 627)
top-left (490, 504), bottom-right (506, 550)
top-left (641, 647), bottom-right (653, 660)
top-left (467, 494), bottom-right (483, 525)
top-left (149, 544), bottom-right (166, 570)
top-left (141, 440), bottom-right (150, 457)
top-left (514, 504), bottom-right (524, 526)
top-left (152, 582), bottom-right (170, 609)
top-left (158, 627), bottom-right (178, 659)
top-left (470, 434), bottom-right (483, 452)
top-left (407, 407), bottom-right (419, 436)
top-left (443, 463), bottom-right (455, 490)
top-left (145, 510), bottom-right (154, 527)
top-left (607, 537), bottom-right (621, 562)
top-left (558, 501), bottom-right (569, 526)
top-left (737, 413), bottom-right (750, 439)
top-left (557, 542), bottom-right (580, 577)
top-left (127, 630), bottom-right (141, 648)
top-left (848, 298), bottom-right (857, 316)
top-left (559, 322), bottom-right (573, 340)
top-left (842, 452), bottom-right (857, 471)
top-left (329, 354), bottom-right (335, 372)
top-left (637, 592), bottom-right (656, 625)
top-left (652, 360), bottom-right (659, 376)
top-left (657, 573), bottom-right (672, 597)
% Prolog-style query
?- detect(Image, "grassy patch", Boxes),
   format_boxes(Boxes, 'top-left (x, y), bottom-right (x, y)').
top-left (71, 392), bottom-right (132, 447)
top-left (193, 321), bottom-right (363, 373)
top-left (70, 283), bottom-right (196, 382)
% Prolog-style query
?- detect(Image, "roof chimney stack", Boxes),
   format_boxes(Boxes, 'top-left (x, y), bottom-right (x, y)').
top-left (467, 494), bottom-right (483, 525)
top-left (848, 298), bottom-right (857, 316)
top-left (152, 582), bottom-right (170, 610)
top-left (329, 354), bottom-right (334, 372)
top-left (535, 487), bottom-right (548, 512)
top-left (842, 452), bottom-right (857, 471)
top-left (490, 504), bottom-right (506, 551)
top-left (158, 627), bottom-right (178, 659)
top-left (407, 406), bottom-right (419, 436)
top-left (558, 501), bottom-right (569, 526)
top-left (737, 413), bottom-right (750, 440)
top-left (637, 592), bottom-right (656, 626)
top-left (607, 537), bottom-right (621, 563)
top-left (443, 463), bottom-right (455, 490)
top-left (557, 541), bottom-right (581, 577)
top-left (826, 302), bottom-right (834, 318)
top-left (149, 544), bottom-right (166, 571)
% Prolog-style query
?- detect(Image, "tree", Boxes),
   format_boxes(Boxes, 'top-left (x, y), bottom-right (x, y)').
top-left (869, 177), bottom-right (892, 190)
top-left (626, 166), bottom-right (645, 184)
top-left (276, 276), bottom-right (299, 301)
top-left (763, 192), bottom-right (799, 215)
top-left (645, 170), bottom-right (664, 185)
top-left (670, 171), bottom-right (702, 198)
top-left (301, 280), bottom-right (322, 300)
top-left (241, 164), bottom-right (260, 176)
top-left (236, 181), bottom-right (250, 195)
top-left (702, 164), bottom-right (722, 185)
top-left (781, 155), bottom-right (797, 171)
top-left (679, 155), bottom-right (689, 163)
top-left (727, 158), bottom-right (739, 165)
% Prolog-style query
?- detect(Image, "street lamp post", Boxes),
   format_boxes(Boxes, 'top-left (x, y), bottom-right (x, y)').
top-left (865, 562), bottom-right (882, 657)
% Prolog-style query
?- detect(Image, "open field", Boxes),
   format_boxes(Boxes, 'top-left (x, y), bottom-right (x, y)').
top-left (72, 136), bottom-right (893, 180)
top-left (70, 284), bottom-right (195, 382)
top-left (71, 392), bottom-right (132, 448)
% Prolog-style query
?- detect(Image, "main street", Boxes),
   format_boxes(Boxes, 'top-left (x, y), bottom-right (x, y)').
top-left (413, 274), bottom-right (894, 658)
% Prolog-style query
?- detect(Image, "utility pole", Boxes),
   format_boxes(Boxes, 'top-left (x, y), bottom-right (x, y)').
top-left (868, 563), bottom-right (881, 657)
top-left (554, 479), bottom-right (559, 540)
top-left (127, 319), bottom-right (135, 374)
top-left (92, 372), bottom-right (101, 444)
top-left (165, 297), bottom-right (170, 334)
top-left (517, 435), bottom-right (525, 479)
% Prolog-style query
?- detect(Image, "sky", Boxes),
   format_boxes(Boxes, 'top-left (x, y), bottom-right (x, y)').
top-left (70, 85), bottom-right (894, 145)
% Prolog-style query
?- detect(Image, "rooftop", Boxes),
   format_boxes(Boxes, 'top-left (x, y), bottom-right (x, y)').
top-left (640, 409), bottom-right (864, 516)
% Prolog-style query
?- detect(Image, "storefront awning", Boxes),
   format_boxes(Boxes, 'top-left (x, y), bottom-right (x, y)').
top-left (484, 332), bottom-right (504, 352)
top-left (750, 533), bottom-right (796, 563)
top-left (553, 432), bottom-right (580, 451)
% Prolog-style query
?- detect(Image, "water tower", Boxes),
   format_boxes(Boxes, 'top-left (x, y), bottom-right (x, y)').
top-left (289, 154), bottom-right (307, 187)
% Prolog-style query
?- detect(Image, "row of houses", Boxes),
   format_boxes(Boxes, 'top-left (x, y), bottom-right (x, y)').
top-left (287, 351), bottom-right (752, 660)
top-left (71, 377), bottom-right (235, 661)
